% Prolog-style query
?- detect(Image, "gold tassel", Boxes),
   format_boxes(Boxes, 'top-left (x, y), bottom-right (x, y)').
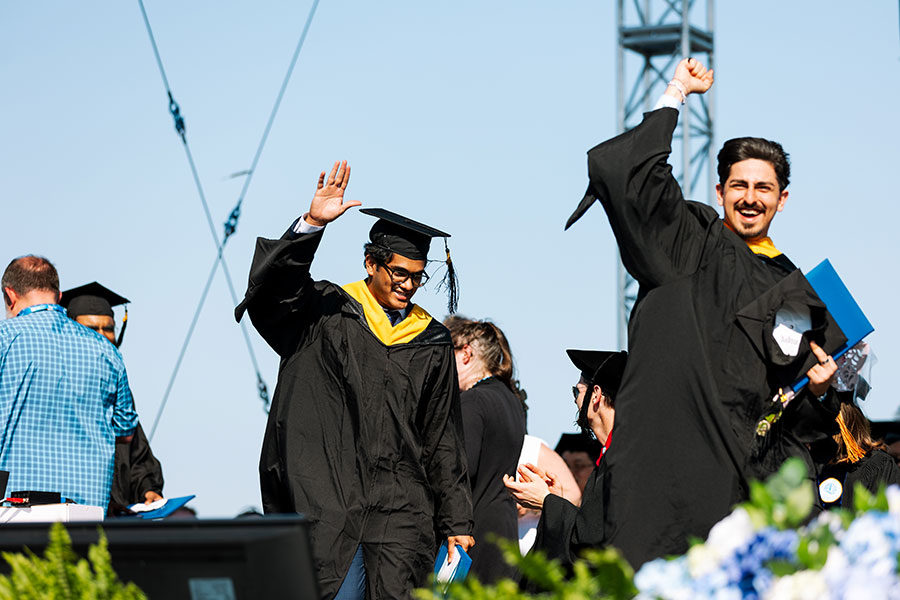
top-left (837, 412), bottom-right (865, 463)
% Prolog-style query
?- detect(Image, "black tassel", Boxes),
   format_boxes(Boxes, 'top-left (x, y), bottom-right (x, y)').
top-left (115, 306), bottom-right (128, 348)
top-left (437, 239), bottom-right (459, 314)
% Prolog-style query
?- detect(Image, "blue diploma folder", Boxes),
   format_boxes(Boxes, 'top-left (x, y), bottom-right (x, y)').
top-left (433, 540), bottom-right (472, 593)
top-left (127, 495), bottom-right (195, 519)
top-left (792, 259), bottom-right (874, 392)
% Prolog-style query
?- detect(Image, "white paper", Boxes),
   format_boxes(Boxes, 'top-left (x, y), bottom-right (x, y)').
top-left (435, 550), bottom-right (461, 583)
top-left (772, 306), bottom-right (811, 356)
top-left (127, 498), bottom-right (167, 513)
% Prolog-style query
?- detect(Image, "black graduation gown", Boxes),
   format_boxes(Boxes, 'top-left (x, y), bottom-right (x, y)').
top-left (235, 228), bottom-right (474, 600)
top-left (819, 449), bottom-right (900, 510)
top-left (570, 108), bottom-right (845, 567)
top-left (108, 423), bottom-right (164, 513)
top-left (459, 377), bottom-right (525, 583)
top-left (532, 460), bottom-right (607, 568)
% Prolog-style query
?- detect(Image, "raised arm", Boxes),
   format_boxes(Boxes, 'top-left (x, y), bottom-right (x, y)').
top-left (234, 161), bottom-right (360, 355)
top-left (566, 58), bottom-right (715, 289)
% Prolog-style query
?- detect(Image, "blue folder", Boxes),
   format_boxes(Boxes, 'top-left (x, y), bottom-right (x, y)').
top-left (127, 494), bottom-right (195, 520)
top-left (433, 540), bottom-right (472, 593)
top-left (792, 259), bottom-right (874, 392)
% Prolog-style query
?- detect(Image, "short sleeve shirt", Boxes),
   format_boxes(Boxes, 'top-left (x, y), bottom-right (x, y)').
top-left (0, 306), bottom-right (138, 509)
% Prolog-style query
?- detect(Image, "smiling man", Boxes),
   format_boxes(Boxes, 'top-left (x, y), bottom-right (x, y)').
top-left (565, 59), bottom-right (844, 567)
top-left (236, 161), bottom-right (473, 600)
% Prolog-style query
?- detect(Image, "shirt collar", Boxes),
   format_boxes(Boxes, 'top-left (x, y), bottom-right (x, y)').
top-left (16, 304), bottom-right (66, 318)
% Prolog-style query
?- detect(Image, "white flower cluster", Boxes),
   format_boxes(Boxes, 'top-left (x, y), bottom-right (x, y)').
top-left (634, 486), bottom-right (900, 600)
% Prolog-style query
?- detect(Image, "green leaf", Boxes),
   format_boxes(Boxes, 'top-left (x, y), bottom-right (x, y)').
top-left (767, 560), bottom-right (799, 577)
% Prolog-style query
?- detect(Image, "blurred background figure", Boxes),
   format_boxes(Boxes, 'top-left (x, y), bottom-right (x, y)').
top-left (814, 343), bottom-right (900, 510)
top-left (61, 282), bottom-right (164, 515)
top-left (554, 433), bottom-right (603, 495)
top-left (447, 316), bottom-right (526, 583)
top-left (515, 434), bottom-right (580, 556)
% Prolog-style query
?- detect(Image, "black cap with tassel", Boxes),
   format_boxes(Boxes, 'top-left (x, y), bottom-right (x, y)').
top-left (360, 208), bottom-right (459, 314)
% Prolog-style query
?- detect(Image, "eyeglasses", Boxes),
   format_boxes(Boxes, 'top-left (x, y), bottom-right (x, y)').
top-left (572, 386), bottom-right (580, 400)
top-left (378, 263), bottom-right (430, 288)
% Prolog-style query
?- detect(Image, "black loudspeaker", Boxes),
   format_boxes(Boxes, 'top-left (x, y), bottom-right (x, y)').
top-left (0, 516), bottom-right (319, 599)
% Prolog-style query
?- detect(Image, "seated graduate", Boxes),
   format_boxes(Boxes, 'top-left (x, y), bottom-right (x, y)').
top-left (445, 316), bottom-right (526, 583)
top-left (504, 350), bottom-right (626, 567)
top-left (60, 282), bottom-right (164, 515)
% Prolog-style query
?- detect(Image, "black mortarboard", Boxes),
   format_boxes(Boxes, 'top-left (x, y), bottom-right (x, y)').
top-left (566, 349), bottom-right (628, 393)
top-left (361, 208), bottom-right (450, 261)
top-left (60, 282), bottom-right (130, 347)
top-left (361, 208), bottom-right (460, 313)
top-left (554, 432), bottom-right (604, 462)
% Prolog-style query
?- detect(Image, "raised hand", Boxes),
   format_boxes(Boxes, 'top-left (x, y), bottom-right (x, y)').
top-left (806, 340), bottom-right (837, 398)
top-left (671, 57), bottom-right (714, 96)
top-left (306, 160), bottom-right (361, 227)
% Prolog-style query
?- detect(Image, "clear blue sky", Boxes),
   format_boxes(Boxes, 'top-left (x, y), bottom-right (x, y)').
top-left (3, 1), bottom-right (899, 516)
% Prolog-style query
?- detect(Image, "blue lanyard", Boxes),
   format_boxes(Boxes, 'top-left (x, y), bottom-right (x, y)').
top-left (16, 304), bottom-right (66, 318)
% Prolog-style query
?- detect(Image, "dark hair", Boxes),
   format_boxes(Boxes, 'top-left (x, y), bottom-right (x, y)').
top-left (717, 137), bottom-right (791, 192)
top-left (363, 242), bottom-right (393, 266)
top-left (445, 316), bottom-right (528, 410)
top-left (833, 402), bottom-right (886, 464)
top-left (2, 256), bottom-right (60, 301)
top-left (580, 375), bottom-right (616, 408)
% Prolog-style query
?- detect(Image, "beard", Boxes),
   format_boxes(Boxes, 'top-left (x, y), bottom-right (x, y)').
top-left (576, 392), bottom-right (594, 439)
top-left (730, 202), bottom-right (772, 240)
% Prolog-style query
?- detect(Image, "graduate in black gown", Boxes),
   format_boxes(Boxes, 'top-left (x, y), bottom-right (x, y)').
top-left (446, 317), bottom-right (526, 583)
top-left (815, 368), bottom-right (900, 510)
top-left (60, 283), bottom-right (164, 514)
top-left (505, 350), bottom-right (625, 568)
top-left (564, 59), bottom-right (845, 567)
top-left (236, 161), bottom-right (473, 600)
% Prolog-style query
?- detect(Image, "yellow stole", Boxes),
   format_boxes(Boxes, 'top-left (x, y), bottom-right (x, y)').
top-left (746, 236), bottom-right (782, 258)
top-left (341, 280), bottom-right (432, 346)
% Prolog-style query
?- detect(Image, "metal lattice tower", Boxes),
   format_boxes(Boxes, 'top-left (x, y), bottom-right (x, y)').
top-left (615, 0), bottom-right (716, 349)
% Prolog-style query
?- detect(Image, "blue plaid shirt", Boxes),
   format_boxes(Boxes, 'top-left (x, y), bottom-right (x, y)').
top-left (0, 305), bottom-right (138, 510)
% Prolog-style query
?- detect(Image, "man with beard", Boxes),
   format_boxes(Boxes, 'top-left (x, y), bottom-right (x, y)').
top-left (504, 350), bottom-right (625, 567)
top-left (562, 58), bottom-right (842, 567)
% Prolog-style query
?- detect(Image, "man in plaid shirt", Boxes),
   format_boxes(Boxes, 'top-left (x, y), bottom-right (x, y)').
top-left (0, 256), bottom-right (138, 510)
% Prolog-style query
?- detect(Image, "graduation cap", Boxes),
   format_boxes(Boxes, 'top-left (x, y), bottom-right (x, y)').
top-left (566, 349), bottom-right (628, 394)
top-left (360, 208), bottom-right (459, 313)
top-left (554, 432), bottom-right (603, 463)
top-left (60, 282), bottom-right (130, 347)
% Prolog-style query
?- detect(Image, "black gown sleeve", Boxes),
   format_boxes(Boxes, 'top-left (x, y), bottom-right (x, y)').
top-left (533, 466), bottom-right (607, 566)
top-left (234, 226), bottom-right (325, 357)
top-left (419, 346), bottom-right (474, 538)
top-left (533, 494), bottom-right (581, 565)
top-left (127, 423), bottom-right (164, 501)
top-left (580, 108), bottom-right (712, 289)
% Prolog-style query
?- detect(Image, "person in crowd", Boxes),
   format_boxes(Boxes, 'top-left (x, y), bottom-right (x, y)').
top-left (0, 257), bottom-right (138, 511)
top-left (505, 350), bottom-right (625, 567)
top-left (515, 434), bottom-right (581, 555)
top-left (554, 433), bottom-right (603, 494)
top-left (562, 57), bottom-right (844, 567)
top-left (816, 401), bottom-right (900, 509)
top-left (236, 161), bottom-right (473, 599)
top-left (445, 316), bottom-right (526, 583)
top-left (60, 282), bottom-right (164, 515)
